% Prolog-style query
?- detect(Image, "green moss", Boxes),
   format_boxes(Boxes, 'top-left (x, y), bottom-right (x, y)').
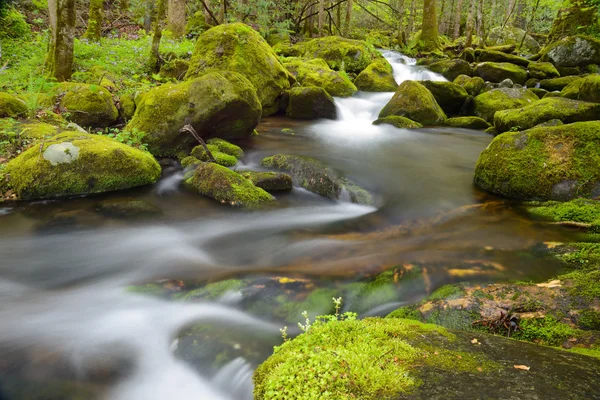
top-left (206, 138), bottom-right (244, 158)
top-left (353, 59), bottom-right (397, 92)
top-left (159, 59), bottom-right (190, 80)
top-left (561, 74), bottom-right (600, 102)
top-left (83, 0), bottom-right (103, 42)
top-left (454, 75), bottom-right (484, 96)
top-left (512, 316), bottom-right (580, 347)
top-left (494, 98), bottom-right (600, 133)
top-left (181, 280), bottom-right (245, 301)
top-left (180, 156), bottom-right (201, 168)
top-left (578, 310), bottom-right (600, 331)
top-left (191, 144), bottom-right (238, 166)
top-left (428, 284), bottom-right (465, 301)
top-left (427, 59), bottom-right (472, 81)
top-left (386, 306), bottom-right (421, 320)
top-left (528, 62), bottom-right (560, 80)
top-left (478, 50), bottom-right (529, 67)
top-left (378, 81), bottom-right (446, 125)
top-left (185, 23), bottom-right (290, 116)
top-left (420, 81), bottom-right (469, 116)
top-left (20, 122), bottom-right (59, 139)
top-left (445, 116), bottom-right (490, 130)
top-left (186, 162), bottom-right (274, 207)
top-left (285, 87), bottom-right (337, 120)
top-left (526, 199), bottom-right (600, 232)
top-left (282, 57), bottom-right (357, 97)
top-left (0, 93), bottom-right (29, 118)
top-left (0, 7), bottom-right (30, 39)
top-left (539, 76), bottom-right (581, 92)
top-left (119, 94), bottom-right (136, 121)
top-left (474, 62), bottom-right (528, 85)
top-left (242, 171), bottom-right (292, 192)
top-left (373, 116), bottom-right (423, 129)
top-left (560, 269), bottom-right (600, 302)
top-left (3, 131), bottom-right (161, 201)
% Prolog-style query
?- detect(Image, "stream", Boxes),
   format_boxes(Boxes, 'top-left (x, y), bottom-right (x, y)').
top-left (0, 52), bottom-right (587, 399)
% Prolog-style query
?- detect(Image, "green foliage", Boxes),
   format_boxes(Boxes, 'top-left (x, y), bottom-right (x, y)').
top-left (429, 284), bottom-right (465, 301)
top-left (98, 127), bottom-right (148, 151)
top-left (527, 199), bottom-right (600, 232)
top-left (0, 7), bottom-right (30, 39)
top-left (512, 316), bottom-right (580, 347)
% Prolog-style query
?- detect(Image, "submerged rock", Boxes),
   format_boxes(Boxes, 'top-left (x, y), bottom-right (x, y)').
top-left (353, 59), bottom-right (397, 92)
top-left (474, 62), bottom-right (528, 85)
top-left (242, 171), bottom-right (293, 192)
top-left (285, 87), bottom-right (337, 120)
top-left (379, 81), bottom-right (446, 125)
top-left (420, 80), bottom-right (469, 117)
top-left (0, 92), bottom-right (28, 118)
top-left (2, 131), bottom-right (161, 200)
top-left (540, 35), bottom-right (600, 67)
top-left (474, 121), bottom-right (600, 200)
top-left (127, 71), bottom-right (261, 157)
top-left (427, 59), bottom-right (472, 81)
top-left (282, 57), bottom-right (357, 97)
top-left (473, 87), bottom-right (538, 122)
top-left (185, 23), bottom-right (290, 115)
top-left (373, 116), bottom-right (423, 129)
top-left (95, 199), bottom-right (162, 218)
top-left (445, 116), bottom-right (490, 130)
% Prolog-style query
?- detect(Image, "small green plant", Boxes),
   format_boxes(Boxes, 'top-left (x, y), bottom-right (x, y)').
top-left (99, 127), bottom-right (148, 151)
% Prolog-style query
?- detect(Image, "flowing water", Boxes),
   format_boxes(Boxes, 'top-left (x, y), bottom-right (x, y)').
top-left (0, 53), bottom-right (587, 399)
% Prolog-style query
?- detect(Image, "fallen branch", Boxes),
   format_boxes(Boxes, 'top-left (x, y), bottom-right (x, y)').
top-left (179, 124), bottom-right (216, 163)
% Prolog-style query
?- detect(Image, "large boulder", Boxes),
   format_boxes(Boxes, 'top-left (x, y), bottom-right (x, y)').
top-left (41, 83), bottom-right (118, 128)
top-left (378, 81), bottom-right (446, 125)
top-left (474, 121), bottom-right (600, 200)
top-left (487, 26), bottom-right (541, 54)
top-left (127, 71), bottom-right (261, 157)
top-left (2, 131), bottom-right (160, 200)
top-left (539, 76), bottom-right (581, 92)
top-left (0, 92), bottom-right (28, 118)
top-left (453, 75), bottom-right (485, 96)
top-left (285, 87), bottom-right (337, 120)
top-left (353, 59), bottom-right (397, 92)
top-left (473, 87), bottom-right (538, 122)
top-left (474, 62), bottom-right (528, 85)
top-left (477, 49), bottom-right (529, 67)
top-left (540, 35), bottom-right (600, 67)
top-left (561, 74), bottom-right (600, 102)
top-left (494, 97), bottom-right (600, 133)
top-left (186, 162), bottom-right (274, 207)
top-left (185, 23), bottom-right (290, 115)
top-left (427, 59), bottom-right (472, 81)
top-left (282, 58), bottom-right (357, 97)
top-left (420, 81), bottom-right (469, 116)
top-left (528, 62), bottom-right (560, 80)
top-left (242, 171), bottom-right (293, 192)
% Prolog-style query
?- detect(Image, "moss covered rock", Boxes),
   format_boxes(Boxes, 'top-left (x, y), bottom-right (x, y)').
top-left (528, 62), bottom-right (560, 80)
top-left (159, 59), bottom-right (190, 80)
top-left (282, 58), bottom-right (357, 97)
top-left (478, 49), bottom-right (529, 67)
top-left (539, 76), bottom-right (581, 92)
top-left (186, 162), bottom-right (273, 207)
top-left (473, 87), bottom-right (538, 122)
top-left (127, 71), bottom-right (261, 157)
top-left (474, 121), bottom-right (600, 200)
top-left (494, 97), bottom-right (600, 133)
top-left (445, 116), bottom-right (490, 130)
top-left (353, 59), bottom-right (397, 92)
top-left (185, 23), bottom-right (290, 115)
top-left (561, 74), bottom-right (600, 102)
top-left (285, 87), bottom-right (337, 120)
top-left (0, 92), bottom-right (28, 118)
top-left (190, 144), bottom-right (238, 167)
top-left (206, 138), bottom-right (244, 158)
top-left (474, 62), bottom-right (528, 85)
top-left (379, 81), bottom-right (446, 125)
top-left (540, 35), bottom-right (600, 67)
top-left (420, 80), bottom-right (469, 116)
top-left (487, 26), bottom-right (540, 55)
top-left (242, 171), bottom-right (293, 192)
top-left (373, 116), bottom-right (423, 129)
top-left (427, 59), bottom-right (472, 81)
top-left (2, 131), bottom-right (160, 200)
top-left (454, 75), bottom-right (485, 96)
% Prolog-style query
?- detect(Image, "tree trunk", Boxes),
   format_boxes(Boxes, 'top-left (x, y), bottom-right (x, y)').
top-left (464, 0), bottom-right (476, 47)
top-left (84, 0), bottom-right (103, 41)
top-left (476, 0), bottom-right (483, 37)
top-left (506, 0), bottom-right (515, 23)
top-left (453, 0), bottom-right (463, 39)
top-left (119, 0), bottom-right (128, 13)
top-left (306, 2), bottom-right (315, 37)
top-left (438, 0), bottom-right (446, 35)
top-left (219, 0), bottom-right (226, 23)
top-left (407, 0), bottom-right (416, 34)
top-left (318, 0), bottom-right (325, 36)
top-left (344, 0), bottom-right (352, 36)
top-left (419, 0), bottom-right (440, 51)
top-left (514, 0), bottom-right (526, 28)
top-left (46, 0), bottom-right (75, 81)
top-left (167, 0), bottom-right (186, 37)
top-left (396, 0), bottom-right (405, 46)
top-left (148, 0), bottom-right (166, 72)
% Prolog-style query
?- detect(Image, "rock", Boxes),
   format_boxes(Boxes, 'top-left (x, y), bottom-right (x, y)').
top-left (159, 59), bottom-right (190, 80)
top-left (548, 4), bottom-right (599, 43)
top-left (539, 76), bottom-right (581, 92)
top-left (584, 64), bottom-right (600, 74)
top-left (530, 88), bottom-right (548, 98)
top-left (41, 83), bottom-right (118, 128)
top-left (242, 171), bottom-right (293, 192)
top-left (285, 87), bottom-right (337, 120)
top-left (473, 87), bottom-right (539, 122)
top-left (127, 71), bottom-right (261, 157)
top-left (477, 49), bottom-right (530, 66)
top-left (459, 47), bottom-right (476, 62)
top-left (118, 94), bottom-right (136, 121)
top-left (557, 66), bottom-right (581, 76)
top-left (474, 121), bottom-right (600, 200)
top-left (419, 81), bottom-right (469, 117)
top-left (185, 23), bottom-right (290, 115)
top-left (528, 62), bottom-right (560, 80)
top-left (0, 92), bottom-right (28, 118)
top-left (373, 116), bottom-right (423, 129)
top-left (427, 59), bottom-right (472, 81)
top-left (487, 26), bottom-right (541, 54)
top-left (2, 131), bottom-right (161, 200)
top-left (378, 81), bottom-right (446, 125)
top-left (206, 138), bottom-right (244, 159)
top-left (186, 162), bottom-right (274, 207)
top-left (285, 36), bottom-right (383, 73)
top-left (494, 97), bottom-right (600, 133)
top-left (180, 156), bottom-right (201, 168)
top-left (479, 82), bottom-right (496, 94)
top-left (474, 62), bottom-right (528, 85)
top-left (543, 91), bottom-right (562, 98)
top-left (497, 78), bottom-right (514, 88)
top-left (282, 58), bottom-right (357, 97)
top-left (540, 35), bottom-right (600, 67)
top-left (561, 74), bottom-right (600, 102)
top-left (525, 78), bottom-right (540, 88)
top-left (353, 59), bottom-right (397, 92)
top-left (95, 199), bottom-right (162, 218)
top-left (454, 75), bottom-right (485, 96)
top-left (191, 144), bottom-right (238, 167)
top-left (445, 116), bottom-right (490, 130)
top-left (534, 119), bottom-right (564, 128)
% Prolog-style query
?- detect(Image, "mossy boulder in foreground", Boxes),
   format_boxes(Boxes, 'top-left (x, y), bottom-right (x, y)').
top-left (186, 162), bottom-right (274, 207)
top-left (285, 87), bottom-right (337, 120)
top-left (473, 87), bottom-right (538, 122)
top-left (2, 131), bottom-right (161, 200)
top-left (379, 81), bottom-right (446, 125)
top-left (474, 121), bottom-right (600, 200)
top-left (127, 71), bottom-right (261, 157)
top-left (185, 23), bottom-right (290, 115)
top-left (0, 92), bottom-right (28, 118)
top-left (254, 318), bottom-right (600, 400)
top-left (353, 59), bottom-right (398, 92)
top-left (282, 58), bottom-right (357, 97)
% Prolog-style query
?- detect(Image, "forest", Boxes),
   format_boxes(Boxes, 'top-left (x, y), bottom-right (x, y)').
top-left (1, 0), bottom-right (600, 399)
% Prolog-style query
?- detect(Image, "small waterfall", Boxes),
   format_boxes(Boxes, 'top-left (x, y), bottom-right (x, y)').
top-left (381, 50), bottom-right (447, 83)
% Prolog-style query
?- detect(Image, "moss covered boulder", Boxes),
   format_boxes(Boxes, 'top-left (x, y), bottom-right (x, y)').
top-left (494, 97), bottom-right (600, 133)
top-left (353, 59), bottom-right (397, 92)
top-left (539, 76), bottom-right (581, 92)
top-left (373, 116), bottom-right (423, 129)
top-left (474, 62), bottom-right (528, 85)
top-left (184, 23), bottom-right (290, 115)
top-left (561, 74), bottom-right (600, 102)
top-left (190, 144), bottom-right (238, 167)
top-left (127, 71), bottom-right (261, 157)
top-left (186, 162), bottom-right (274, 207)
top-left (0, 92), bottom-right (28, 118)
top-left (282, 58), bottom-right (357, 97)
top-left (207, 138), bottom-right (243, 158)
top-left (427, 59), bottom-right (472, 81)
top-left (41, 83), bottom-right (118, 128)
top-left (473, 87), bottom-right (538, 122)
top-left (528, 62), bottom-right (560, 80)
top-left (478, 49), bottom-right (530, 67)
top-left (487, 26), bottom-right (540, 54)
top-left (445, 116), bottom-right (490, 130)
top-left (379, 81), bottom-right (446, 125)
top-left (159, 59), bottom-right (190, 80)
top-left (453, 75), bottom-right (485, 96)
top-left (242, 171), bottom-right (293, 192)
top-left (2, 131), bottom-right (160, 200)
top-left (474, 121), bottom-right (600, 200)
top-left (285, 87), bottom-right (337, 120)
top-left (420, 81), bottom-right (469, 116)
top-left (540, 36), bottom-right (600, 67)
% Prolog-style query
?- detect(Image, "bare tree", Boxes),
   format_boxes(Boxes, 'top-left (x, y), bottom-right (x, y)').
top-left (453, 0), bottom-right (463, 39)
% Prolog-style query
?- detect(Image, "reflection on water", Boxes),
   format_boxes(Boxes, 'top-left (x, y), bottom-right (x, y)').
top-left (0, 51), bottom-right (588, 399)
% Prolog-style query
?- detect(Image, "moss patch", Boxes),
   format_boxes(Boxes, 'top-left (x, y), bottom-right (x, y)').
top-left (282, 57), bottom-right (357, 97)
top-left (285, 87), bottom-right (337, 120)
top-left (474, 62), bottom-right (528, 85)
top-left (353, 59), bottom-right (397, 92)
top-left (0, 93), bottom-right (28, 118)
top-left (373, 116), bottom-right (423, 129)
top-left (379, 81), bottom-right (446, 125)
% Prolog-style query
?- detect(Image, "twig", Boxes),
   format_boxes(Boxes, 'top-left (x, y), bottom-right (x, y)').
top-left (179, 124), bottom-right (216, 162)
